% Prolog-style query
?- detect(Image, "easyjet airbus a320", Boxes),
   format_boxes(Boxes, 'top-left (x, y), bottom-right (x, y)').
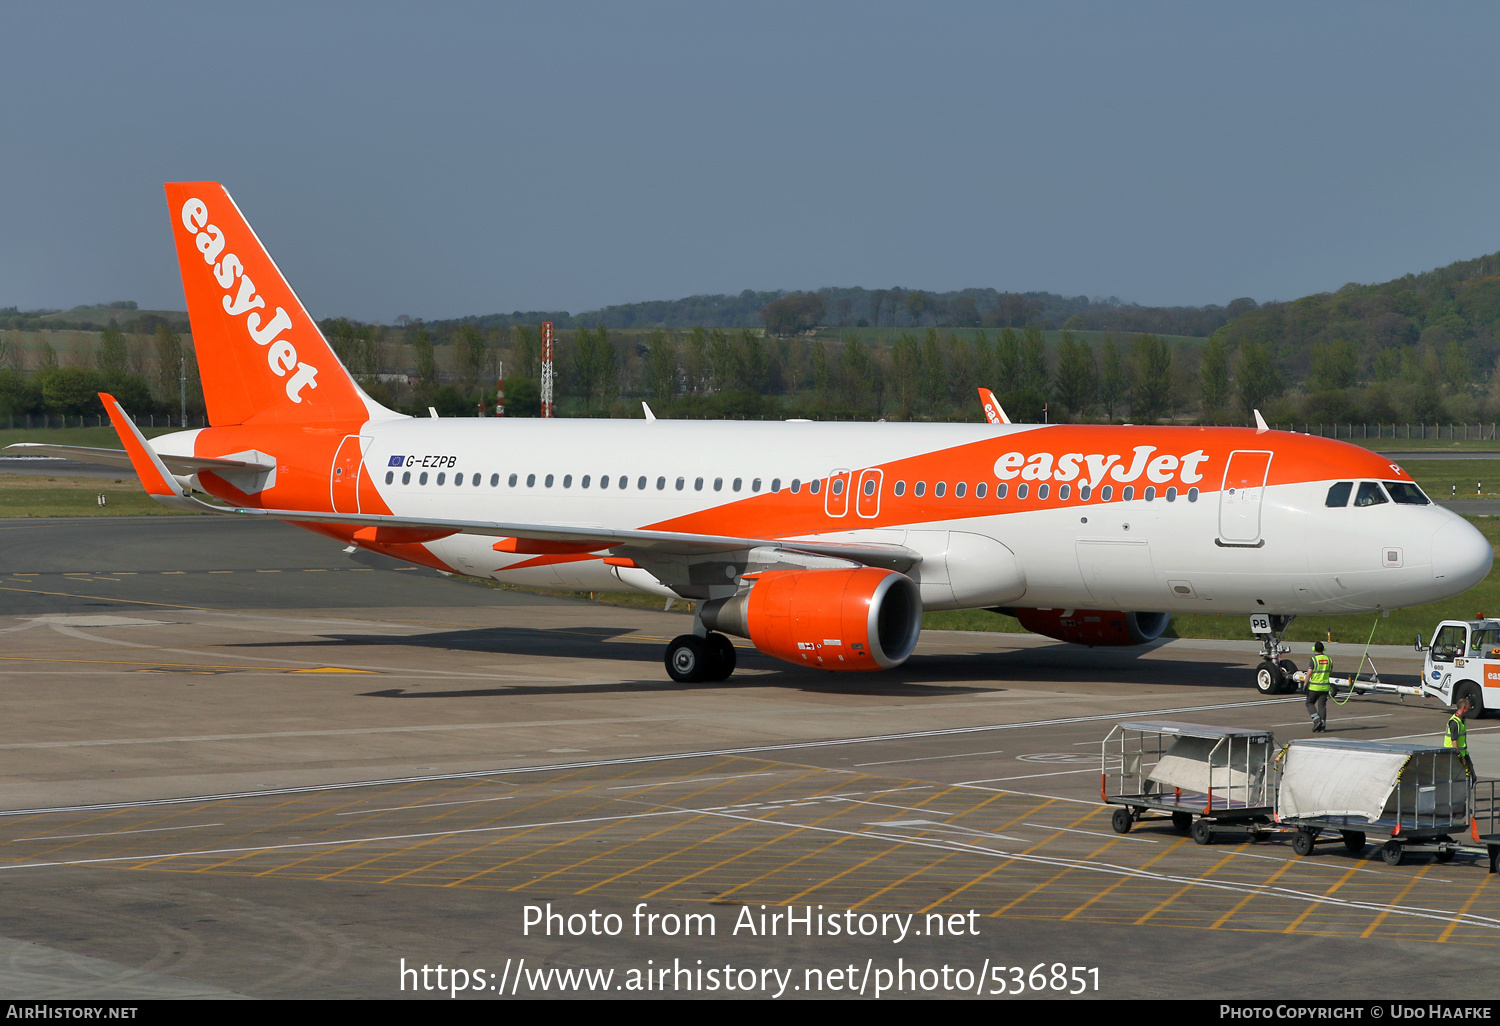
top-left (11, 183), bottom-right (1493, 692)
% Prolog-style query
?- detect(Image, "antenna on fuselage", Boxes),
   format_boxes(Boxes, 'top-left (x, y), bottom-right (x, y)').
top-left (642, 402), bottom-right (657, 421)
top-left (1253, 409), bottom-right (1270, 432)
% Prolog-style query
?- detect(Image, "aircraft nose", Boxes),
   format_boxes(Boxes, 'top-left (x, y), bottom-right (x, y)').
top-left (1432, 518), bottom-right (1493, 592)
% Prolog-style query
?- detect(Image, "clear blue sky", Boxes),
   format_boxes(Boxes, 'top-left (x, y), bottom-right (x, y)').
top-left (2, 2), bottom-right (1497, 322)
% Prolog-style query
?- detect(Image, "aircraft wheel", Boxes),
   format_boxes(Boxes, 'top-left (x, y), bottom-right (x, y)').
top-left (1255, 662), bottom-right (1279, 696)
top-left (705, 633), bottom-right (737, 682)
top-left (1341, 831), bottom-right (1366, 854)
top-left (1381, 841), bottom-right (1405, 866)
top-left (1110, 807), bottom-right (1133, 834)
top-left (665, 634), bottom-right (709, 683)
top-left (1192, 819), bottom-right (1214, 845)
top-left (1292, 830), bottom-right (1315, 857)
top-left (1278, 659), bottom-right (1300, 694)
top-left (1171, 811), bottom-right (1193, 833)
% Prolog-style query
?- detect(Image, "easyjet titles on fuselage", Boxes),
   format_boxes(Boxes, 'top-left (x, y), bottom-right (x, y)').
top-left (178, 197), bottom-right (320, 404)
top-left (993, 445), bottom-right (1211, 489)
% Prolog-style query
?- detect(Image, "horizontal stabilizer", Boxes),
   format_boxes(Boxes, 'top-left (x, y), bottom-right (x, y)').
top-left (3, 443), bottom-right (274, 478)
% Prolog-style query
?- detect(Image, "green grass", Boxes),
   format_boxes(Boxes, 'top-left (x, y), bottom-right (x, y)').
top-left (0, 474), bottom-right (194, 517)
top-left (0, 425), bottom-right (181, 449)
top-left (1399, 461), bottom-right (1500, 501)
top-left (1326, 437), bottom-right (1500, 452)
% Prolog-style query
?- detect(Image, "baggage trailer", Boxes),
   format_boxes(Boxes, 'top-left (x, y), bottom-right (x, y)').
top-left (1462, 779), bottom-right (1500, 873)
top-left (1103, 721), bottom-right (1278, 844)
top-left (1277, 738), bottom-right (1470, 864)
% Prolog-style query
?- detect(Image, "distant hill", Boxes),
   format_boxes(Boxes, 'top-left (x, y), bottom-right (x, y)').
top-left (0, 303), bottom-right (190, 333)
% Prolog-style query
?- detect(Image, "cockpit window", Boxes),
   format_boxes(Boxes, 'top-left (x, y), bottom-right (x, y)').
top-left (1354, 481), bottom-right (1388, 507)
top-left (1325, 482), bottom-right (1352, 507)
top-left (1383, 481), bottom-right (1430, 505)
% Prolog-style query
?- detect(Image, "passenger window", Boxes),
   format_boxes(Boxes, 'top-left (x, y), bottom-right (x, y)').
top-left (832, 478), bottom-right (844, 496)
top-left (675, 477), bottom-right (685, 490)
top-left (694, 477), bottom-right (703, 491)
top-left (1122, 486), bottom-right (1134, 501)
top-left (1079, 484), bottom-right (1090, 500)
top-left (864, 478), bottom-right (876, 496)
top-left (791, 479), bottom-right (801, 493)
top-left (914, 482), bottom-right (925, 497)
top-left (716, 477), bottom-right (725, 491)
top-left (1325, 482), bottom-right (1352, 507)
top-left (1384, 481), bottom-right (1430, 505)
top-left (1058, 484), bottom-right (1069, 500)
top-left (1354, 481), bottom-right (1388, 507)
top-left (509, 473), bottom-right (518, 486)
top-left (811, 480), bottom-right (822, 494)
top-left (1144, 486), bottom-right (1156, 501)
top-left (582, 475), bottom-right (591, 488)
top-left (954, 482), bottom-right (966, 498)
top-left (1037, 483), bottom-right (1050, 500)
top-left (619, 476), bottom-right (628, 489)
top-left (771, 478), bottom-right (781, 492)
top-left (385, 471), bottom-right (394, 484)
top-left (640, 476), bottom-right (649, 489)
top-left (996, 482), bottom-right (1008, 499)
top-left (934, 482), bottom-right (946, 497)
top-left (894, 481), bottom-right (906, 496)
top-left (544, 474), bottom-right (554, 488)
top-left (563, 475), bottom-right (572, 488)
top-left (402, 471), bottom-right (411, 485)
top-left (473, 474), bottom-right (481, 487)
top-left (1166, 486), bottom-right (1177, 501)
top-left (420, 472), bottom-right (429, 485)
top-left (976, 482), bottom-right (987, 498)
top-left (1017, 483), bottom-right (1029, 499)
top-left (599, 475), bottom-right (608, 489)
top-left (656, 477), bottom-right (666, 490)
top-left (490, 474), bottom-right (499, 486)
top-left (1187, 487), bottom-right (1198, 502)
top-left (1101, 485), bottom-right (1113, 501)
top-left (437, 472), bottom-right (446, 485)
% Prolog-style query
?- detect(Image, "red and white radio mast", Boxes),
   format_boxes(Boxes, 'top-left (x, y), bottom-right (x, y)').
top-left (540, 321), bottom-right (555, 418)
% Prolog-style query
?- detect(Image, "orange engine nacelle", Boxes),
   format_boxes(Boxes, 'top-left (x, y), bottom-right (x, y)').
top-left (1009, 608), bottom-right (1170, 647)
top-left (701, 567), bottom-right (922, 671)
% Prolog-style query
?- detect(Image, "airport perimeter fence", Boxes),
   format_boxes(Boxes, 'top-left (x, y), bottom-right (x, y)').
top-left (1270, 423), bottom-right (1500, 441)
top-left (2, 413), bottom-right (209, 429)
top-left (2, 414), bottom-right (1500, 439)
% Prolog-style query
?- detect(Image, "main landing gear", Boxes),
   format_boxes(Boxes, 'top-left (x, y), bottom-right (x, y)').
top-left (1254, 614), bottom-right (1298, 695)
top-left (665, 632), bottom-right (737, 683)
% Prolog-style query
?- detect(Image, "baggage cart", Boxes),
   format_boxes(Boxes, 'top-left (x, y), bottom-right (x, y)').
top-left (1276, 739), bottom-right (1470, 864)
top-left (1462, 779), bottom-right (1500, 873)
top-left (1102, 721), bottom-right (1278, 843)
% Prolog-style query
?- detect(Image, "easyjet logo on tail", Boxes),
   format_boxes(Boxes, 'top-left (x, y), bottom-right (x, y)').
top-left (993, 445), bottom-right (1210, 489)
top-left (179, 198), bottom-right (319, 404)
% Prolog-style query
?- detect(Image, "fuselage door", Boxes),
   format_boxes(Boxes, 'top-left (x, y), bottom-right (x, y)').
top-left (331, 434), bottom-right (368, 513)
top-left (1218, 450), bottom-right (1273, 545)
top-left (855, 468), bottom-right (883, 518)
top-left (825, 469), bottom-right (852, 518)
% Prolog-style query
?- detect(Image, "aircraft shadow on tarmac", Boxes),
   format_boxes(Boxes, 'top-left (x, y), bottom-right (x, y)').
top-left (222, 623), bottom-right (1260, 697)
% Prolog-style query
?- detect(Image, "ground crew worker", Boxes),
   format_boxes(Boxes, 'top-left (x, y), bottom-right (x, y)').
top-left (1446, 695), bottom-right (1476, 778)
top-left (1306, 641), bottom-right (1333, 732)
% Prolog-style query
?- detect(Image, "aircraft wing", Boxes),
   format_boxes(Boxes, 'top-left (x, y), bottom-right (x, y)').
top-left (3, 443), bottom-right (275, 477)
top-left (95, 394), bottom-right (919, 572)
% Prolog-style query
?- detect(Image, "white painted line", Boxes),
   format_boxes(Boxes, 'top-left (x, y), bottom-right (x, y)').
top-left (830, 798), bottom-right (955, 816)
top-left (338, 796), bottom-right (515, 816)
top-left (961, 766), bottom-right (1117, 784)
top-left (855, 749), bottom-right (1006, 767)
top-left (606, 772), bottom-right (777, 791)
top-left (13, 823), bottom-right (223, 842)
top-left (1021, 822), bottom-right (1159, 843)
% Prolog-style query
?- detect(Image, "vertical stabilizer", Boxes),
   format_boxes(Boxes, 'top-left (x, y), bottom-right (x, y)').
top-left (164, 182), bottom-right (376, 426)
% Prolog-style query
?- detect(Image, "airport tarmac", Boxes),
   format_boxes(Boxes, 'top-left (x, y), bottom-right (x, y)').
top-left (0, 516), bottom-right (1497, 999)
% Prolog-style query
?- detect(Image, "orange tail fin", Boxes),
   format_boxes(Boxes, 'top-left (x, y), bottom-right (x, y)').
top-left (164, 182), bottom-right (378, 427)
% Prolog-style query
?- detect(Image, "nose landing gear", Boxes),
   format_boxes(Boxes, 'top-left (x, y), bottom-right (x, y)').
top-left (1253, 614), bottom-right (1298, 694)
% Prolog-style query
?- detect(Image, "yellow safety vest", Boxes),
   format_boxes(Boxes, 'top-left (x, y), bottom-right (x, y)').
top-left (1445, 714), bottom-right (1468, 757)
top-left (1308, 653), bottom-right (1331, 692)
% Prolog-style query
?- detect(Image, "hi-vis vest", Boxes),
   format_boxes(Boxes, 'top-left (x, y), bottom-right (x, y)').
top-left (1309, 653), bottom-right (1332, 691)
top-left (1445, 714), bottom-right (1469, 756)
